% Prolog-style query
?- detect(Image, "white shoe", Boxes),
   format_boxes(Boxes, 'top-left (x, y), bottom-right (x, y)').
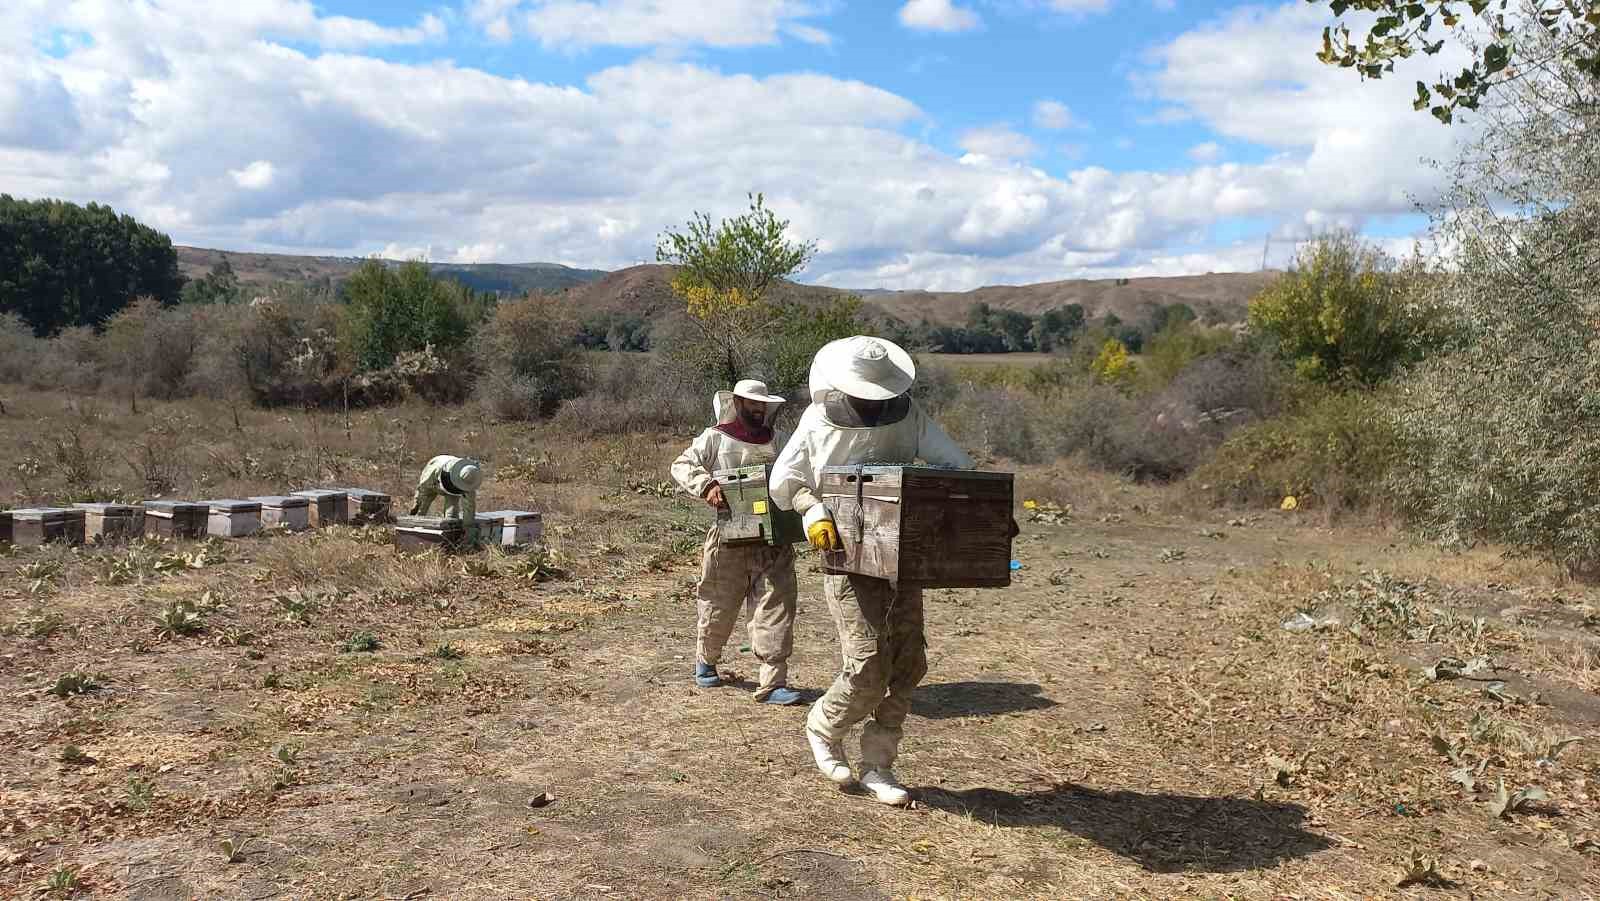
top-left (860, 768), bottom-right (910, 806)
top-left (807, 726), bottom-right (853, 785)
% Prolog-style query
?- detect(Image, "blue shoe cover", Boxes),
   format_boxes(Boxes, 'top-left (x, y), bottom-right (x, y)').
top-left (694, 662), bottom-right (722, 688)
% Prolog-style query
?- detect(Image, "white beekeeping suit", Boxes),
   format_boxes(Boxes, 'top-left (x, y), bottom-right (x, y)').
top-left (768, 336), bottom-right (975, 807)
top-left (668, 379), bottom-right (803, 705)
top-left (410, 454), bottom-right (484, 539)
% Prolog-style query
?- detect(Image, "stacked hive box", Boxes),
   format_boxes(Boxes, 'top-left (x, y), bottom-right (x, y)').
top-left (74, 503), bottom-right (143, 542)
top-left (324, 488), bottom-right (391, 525)
top-left (204, 500), bottom-right (263, 538)
top-left (818, 465), bottom-right (1014, 589)
top-left (290, 489), bottom-right (347, 527)
top-left (141, 501), bottom-right (208, 539)
top-left (478, 510), bottom-right (544, 547)
top-left (251, 496), bottom-right (310, 531)
top-left (10, 508), bottom-right (87, 547)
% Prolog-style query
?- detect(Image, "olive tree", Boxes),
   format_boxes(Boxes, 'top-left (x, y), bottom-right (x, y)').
top-left (1390, 17), bottom-right (1600, 568)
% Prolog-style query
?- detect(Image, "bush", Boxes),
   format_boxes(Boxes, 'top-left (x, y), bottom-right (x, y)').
top-left (0, 312), bottom-right (39, 383)
top-left (1382, 25), bottom-right (1600, 570)
top-left (1193, 390), bottom-right (1402, 514)
top-left (940, 387), bottom-right (1043, 464)
top-left (548, 353), bottom-right (705, 437)
top-left (1247, 233), bottom-right (1447, 386)
top-left (1140, 322), bottom-right (1240, 390)
top-left (474, 295), bottom-right (587, 420)
top-left (344, 260), bottom-right (471, 372)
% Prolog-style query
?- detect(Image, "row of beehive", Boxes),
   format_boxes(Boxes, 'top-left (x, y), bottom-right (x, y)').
top-left (0, 489), bottom-right (392, 546)
top-left (2, 489), bottom-right (541, 551)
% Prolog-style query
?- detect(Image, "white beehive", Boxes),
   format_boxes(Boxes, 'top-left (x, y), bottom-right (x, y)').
top-left (204, 500), bottom-right (263, 538)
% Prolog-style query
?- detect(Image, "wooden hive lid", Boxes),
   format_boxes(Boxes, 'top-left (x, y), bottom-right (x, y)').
top-left (291, 489), bottom-right (348, 500)
top-left (396, 514), bottom-right (464, 530)
top-left (73, 503), bottom-right (139, 515)
top-left (141, 500), bottom-right (208, 513)
top-left (11, 507), bottom-right (85, 522)
top-left (249, 495), bottom-right (309, 508)
top-left (337, 488), bottom-right (390, 500)
top-left (478, 510), bottom-right (541, 523)
top-left (203, 499), bottom-right (263, 513)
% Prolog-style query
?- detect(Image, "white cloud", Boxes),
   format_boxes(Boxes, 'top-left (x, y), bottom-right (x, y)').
top-left (230, 160), bottom-right (275, 190)
top-left (490, 0), bottom-right (831, 48)
top-left (898, 0), bottom-right (981, 32)
top-left (1032, 99), bottom-right (1077, 130)
top-left (957, 126), bottom-right (1037, 160)
top-left (1, 0), bottom-right (1459, 290)
top-left (1187, 141), bottom-right (1222, 162)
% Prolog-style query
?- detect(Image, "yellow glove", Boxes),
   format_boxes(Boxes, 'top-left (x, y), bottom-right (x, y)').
top-left (807, 519), bottom-right (842, 552)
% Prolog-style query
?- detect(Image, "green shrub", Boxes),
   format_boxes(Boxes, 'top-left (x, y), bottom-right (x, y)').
top-left (1193, 390), bottom-right (1402, 514)
top-left (1247, 233), bottom-right (1447, 387)
top-left (344, 260), bottom-right (470, 372)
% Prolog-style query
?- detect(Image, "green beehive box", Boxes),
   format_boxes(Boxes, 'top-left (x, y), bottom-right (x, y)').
top-left (713, 464), bottom-right (804, 547)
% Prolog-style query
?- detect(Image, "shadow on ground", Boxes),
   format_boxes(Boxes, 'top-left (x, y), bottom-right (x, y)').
top-left (915, 783), bottom-right (1333, 873)
top-left (911, 681), bottom-right (1058, 719)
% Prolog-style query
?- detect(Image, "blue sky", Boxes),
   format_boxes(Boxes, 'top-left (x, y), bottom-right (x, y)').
top-left (3, 0), bottom-right (1469, 289)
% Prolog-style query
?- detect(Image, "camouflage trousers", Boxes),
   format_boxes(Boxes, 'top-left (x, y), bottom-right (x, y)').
top-left (806, 574), bottom-right (927, 769)
top-left (697, 531), bottom-right (798, 699)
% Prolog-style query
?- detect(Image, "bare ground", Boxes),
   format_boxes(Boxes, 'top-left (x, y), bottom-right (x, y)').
top-left (1, 393), bottom-right (1598, 900)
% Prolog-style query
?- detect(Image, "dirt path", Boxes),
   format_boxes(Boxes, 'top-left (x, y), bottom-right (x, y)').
top-left (3, 510), bottom-right (1598, 900)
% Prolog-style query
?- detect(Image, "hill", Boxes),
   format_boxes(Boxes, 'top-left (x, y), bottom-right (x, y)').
top-left (177, 245), bottom-right (1274, 326)
top-left (175, 246), bottom-right (608, 297)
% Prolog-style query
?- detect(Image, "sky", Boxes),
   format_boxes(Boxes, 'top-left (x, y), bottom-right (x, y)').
top-left (3, 0), bottom-right (1477, 290)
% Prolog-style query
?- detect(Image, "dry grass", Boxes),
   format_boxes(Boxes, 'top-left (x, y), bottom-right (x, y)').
top-left (2, 387), bottom-right (1598, 899)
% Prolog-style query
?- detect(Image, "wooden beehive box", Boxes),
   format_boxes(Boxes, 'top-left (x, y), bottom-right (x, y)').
top-left (394, 514), bottom-right (466, 553)
top-left (290, 489), bottom-right (348, 527)
top-left (478, 510), bottom-right (544, 547)
top-left (323, 488), bottom-right (391, 525)
top-left (203, 500), bottom-right (263, 538)
top-left (0, 510), bottom-right (12, 545)
top-left (11, 507), bottom-right (87, 547)
top-left (74, 503), bottom-right (143, 542)
top-left (251, 496), bottom-right (310, 531)
top-left (818, 465), bottom-right (1014, 589)
top-left (141, 501), bottom-right (208, 539)
top-left (713, 464), bottom-right (805, 547)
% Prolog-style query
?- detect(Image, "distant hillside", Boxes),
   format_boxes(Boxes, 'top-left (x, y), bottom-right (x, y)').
top-left (860, 271), bottom-right (1280, 327)
top-left (177, 245), bottom-right (1274, 327)
top-left (175, 246), bottom-right (608, 297)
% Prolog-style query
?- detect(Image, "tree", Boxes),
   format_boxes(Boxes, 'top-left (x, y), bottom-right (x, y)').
top-left (1246, 232), bottom-right (1444, 386)
top-left (341, 259), bottom-right (470, 372)
top-left (180, 259), bottom-right (242, 305)
top-left (1391, 23), bottom-right (1600, 568)
top-left (655, 193), bottom-right (817, 387)
top-left (1034, 304), bottom-right (1086, 352)
top-left (0, 196), bottom-right (183, 334)
top-left (761, 296), bottom-right (870, 398)
top-left (1308, 0), bottom-right (1600, 123)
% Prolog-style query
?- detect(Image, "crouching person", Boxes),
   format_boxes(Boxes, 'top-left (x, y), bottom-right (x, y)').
top-left (669, 379), bottom-right (803, 706)
top-left (770, 336), bottom-right (1006, 806)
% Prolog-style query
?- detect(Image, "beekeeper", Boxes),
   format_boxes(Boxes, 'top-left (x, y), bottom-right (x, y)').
top-left (771, 335), bottom-right (1011, 806)
top-left (669, 378), bottom-right (803, 706)
top-left (409, 454), bottom-right (484, 541)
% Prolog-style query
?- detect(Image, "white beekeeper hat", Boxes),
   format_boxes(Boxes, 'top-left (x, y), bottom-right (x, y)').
top-left (445, 457), bottom-right (483, 493)
top-left (714, 378), bottom-right (786, 423)
top-left (808, 335), bottom-right (915, 404)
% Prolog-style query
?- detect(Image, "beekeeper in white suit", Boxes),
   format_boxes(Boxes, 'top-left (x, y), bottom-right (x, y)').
top-left (410, 454), bottom-right (484, 541)
top-left (670, 378), bottom-right (803, 706)
top-left (770, 335), bottom-right (1007, 806)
